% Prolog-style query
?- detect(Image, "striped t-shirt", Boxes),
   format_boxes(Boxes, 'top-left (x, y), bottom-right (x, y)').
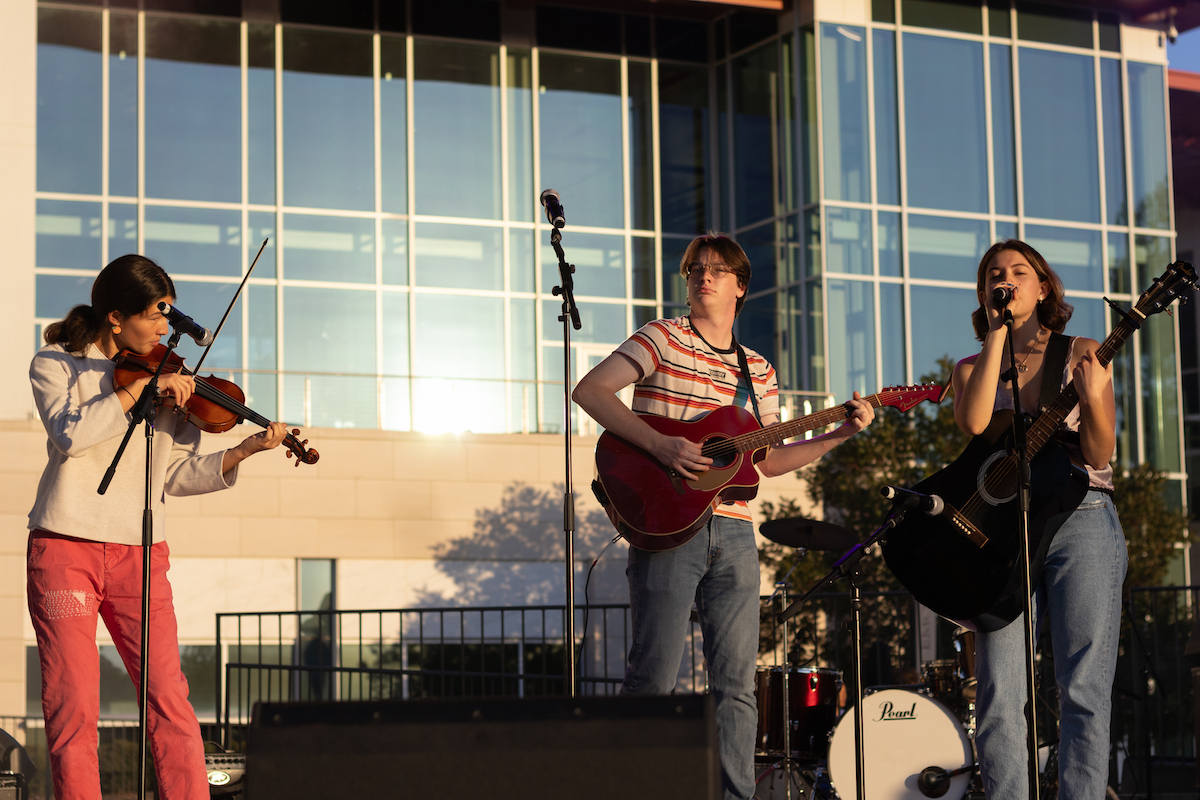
top-left (615, 316), bottom-right (779, 520)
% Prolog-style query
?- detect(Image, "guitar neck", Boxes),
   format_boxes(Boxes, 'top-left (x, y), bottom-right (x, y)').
top-left (726, 392), bottom-right (888, 453)
top-left (1026, 310), bottom-right (1146, 456)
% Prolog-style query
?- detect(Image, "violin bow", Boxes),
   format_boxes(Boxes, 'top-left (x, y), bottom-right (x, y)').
top-left (192, 238), bottom-right (269, 376)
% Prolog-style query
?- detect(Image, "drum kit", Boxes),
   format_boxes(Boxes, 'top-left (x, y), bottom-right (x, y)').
top-left (754, 516), bottom-right (985, 800)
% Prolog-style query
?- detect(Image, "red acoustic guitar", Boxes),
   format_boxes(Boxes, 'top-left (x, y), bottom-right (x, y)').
top-left (592, 385), bottom-right (946, 551)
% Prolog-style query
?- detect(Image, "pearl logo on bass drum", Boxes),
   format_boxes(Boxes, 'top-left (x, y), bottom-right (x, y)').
top-left (875, 699), bottom-right (918, 721)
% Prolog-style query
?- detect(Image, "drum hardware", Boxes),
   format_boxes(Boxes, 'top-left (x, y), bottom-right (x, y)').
top-left (917, 764), bottom-right (976, 798)
top-left (775, 504), bottom-right (912, 800)
top-left (759, 517), bottom-right (859, 552)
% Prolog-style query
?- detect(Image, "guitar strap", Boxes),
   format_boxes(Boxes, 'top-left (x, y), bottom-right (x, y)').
top-left (1038, 332), bottom-right (1071, 415)
top-left (733, 337), bottom-right (763, 423)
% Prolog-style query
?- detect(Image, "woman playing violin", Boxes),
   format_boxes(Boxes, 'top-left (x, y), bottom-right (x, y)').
top-left (27, 254), bottom-right (287, 800)
top-left (952, 240), bottom-right (1126, 799)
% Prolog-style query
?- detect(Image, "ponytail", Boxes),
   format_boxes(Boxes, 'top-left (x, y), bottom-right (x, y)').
top-left (43, 305), bottom-right (103, 354)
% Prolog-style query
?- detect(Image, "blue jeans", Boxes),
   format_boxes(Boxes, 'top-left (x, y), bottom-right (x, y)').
top-left (622, 515), bottom-right (759, 800)
top-left (975, 490), bottom-right (1127, 800)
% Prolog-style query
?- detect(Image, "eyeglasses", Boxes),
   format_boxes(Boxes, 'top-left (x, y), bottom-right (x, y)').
top-left (686, 262), bottom-right (736, 279)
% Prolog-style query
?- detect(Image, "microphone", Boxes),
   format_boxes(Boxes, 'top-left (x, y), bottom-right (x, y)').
top-left (540, 189), bottom-right (566, 229)
top-left (158, 302), bottom-right (215, 347)
top-left (881, 485), bottom-right (944, 516)
top-left (991, 285), bottom-right (1014, 307)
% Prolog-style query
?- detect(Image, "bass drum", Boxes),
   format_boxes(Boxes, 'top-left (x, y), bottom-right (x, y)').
top-left (828, 689), bottom-right (972, 800)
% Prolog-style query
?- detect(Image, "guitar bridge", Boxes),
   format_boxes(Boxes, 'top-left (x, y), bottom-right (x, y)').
top-left (946, 508), bottom-right (989, 548)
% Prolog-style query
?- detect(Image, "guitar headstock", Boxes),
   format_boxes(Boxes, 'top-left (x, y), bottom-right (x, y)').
top-left (1133, 260), bottom-right (1198, 319)
top-left (877, 383), bottom-right (946, 412)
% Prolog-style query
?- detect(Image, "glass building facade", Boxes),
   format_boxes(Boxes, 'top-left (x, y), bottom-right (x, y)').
top-left (32, 0), bottom-right (1182, 503)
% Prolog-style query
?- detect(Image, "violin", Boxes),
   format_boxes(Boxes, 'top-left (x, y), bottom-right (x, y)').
top-left (112, 343), bottom-right (319, 467)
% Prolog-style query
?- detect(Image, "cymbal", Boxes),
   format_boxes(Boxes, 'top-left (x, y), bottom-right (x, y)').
top-left (758, 517), bottom-right (859, 551)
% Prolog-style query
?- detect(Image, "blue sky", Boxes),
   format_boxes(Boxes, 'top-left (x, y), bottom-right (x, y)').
top-left (1170, 28), bottom-right (1200, 72)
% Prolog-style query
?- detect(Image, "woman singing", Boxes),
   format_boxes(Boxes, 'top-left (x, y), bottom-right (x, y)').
top-left (27, 254), bottom-right (288, 800)
top-left (952, 240), bottom-right (1126, 798)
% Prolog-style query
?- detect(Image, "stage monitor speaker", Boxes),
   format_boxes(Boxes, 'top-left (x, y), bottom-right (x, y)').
top-left (247, 694), bottom-right (719, 799)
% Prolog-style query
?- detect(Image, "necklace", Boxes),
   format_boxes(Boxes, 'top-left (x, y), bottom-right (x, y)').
top-left (1015, 329), bottom-right (1045, 373)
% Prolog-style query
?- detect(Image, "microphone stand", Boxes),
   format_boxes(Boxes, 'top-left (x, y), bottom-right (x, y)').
top-left (98, 327), bottom-right (185, 800)
top-left (1002, 308), bottom-right (1042, 800)
top-left (777, 509), bottom-right (909, 800)
top-left (550, 225), bottom-right (582, 696)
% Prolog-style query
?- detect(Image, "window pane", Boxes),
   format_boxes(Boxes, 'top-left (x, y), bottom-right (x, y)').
top-left (741, 221), bottom-right (781, 294)
top-left (827, 207), bottom-right (873, 275)
top-left (248, 283), bottom-right (276, 371)
top-left (660, 65), bottom-right (710, 236)
top-left (903, 34), bottom-right (987, 212)
top-left (108, 203), bottom-right (138, 261)
top-left (382, 219), bottom-right (408, 286)
top-left (827, 279), bottom-right (876, 399)
top-left (874, 30), bottom-right (900, 207)
top-left (908, 214), bottom-right (989, 282)
top-left (37, 8), bottom-right (102, 195)
top-left (542, 301), bottom-right (627, 345)
top-left (1019, 48), bottom-right (1099, 223)
top-left (144, 17), bottom-right (240, 202)
top-left (283, 214), bottom-right (375, 283)
top-left (629, 60), bottom-right (654, 231)
top-left (1067, 296), bottom-right (1105, 342)
top-left (510, 297), bottom-right (536, 433)
top-left (1136, 234), bottom-right (1178, 470)
top-left (1023, 225), bottom-right (1102, 292)
top-left (539, 54), bottom-right (623, 229)
top-left (990, 44), bottom-right (1017, 216)
top-left (541, 232), bottom-right (625, 298)
top-left (632, 236), bottom-right (655, 300)
top-left (1108, 231), bottom-right (1131, 294)
top-left (510, 228), bottom-right (534, 293)
top-left (381, 36), bottom-right (408, 215)
top-left (735, 41), bottom-right (781, 225)
top-left (662, 238), bottom-right (689, 312)
top-left (414, 222), bottom-right (502, 290)
top-left (807, 279), bottom-right (824, 391)
top-left (902, 0), bottom-right (982, 34)
top-left (248, 211), bottom-right (277, 279)
top-left (1111, 303), bottom-right (1138, 469)
top-left (248, 23), bottom-right (276, 206)
top-left (1100, 59), bottom-right (1127, 225)
top-left (880, 282), bottom-right (907, 386)
top-left (282, 28), bottom-right (374, 211)
top-left (507, 49), bottom-right (534, 223)
top-left (171, 279), bottom-right (242, 370)
top-left (909, 286), bottom-right (978, 382)
top-left (144, 206), bottom-right (242, 278)
top-left (740, 294), bottom-right (780, 388)
top-left (109, 13), bottom-right (138, 198)
top-left (284, 374), bottom-right (377, 429)
top-left (413, 295), bottom-right (505, 434)
top-left (284, 287), bottom-right (375, 375)
top-left (820, 26), bottom-right (869, 204)
top-left (382, 290), bottom-right (409, 376)
top-left (36, 274), bottom-right (94, 320)
top-left (878, 211), bottom-right (901, 277)
top-left (413, 40), bottom-right (501, 220)
top-left (37, 199), bottom-right (101, 269)
top-left (1015, 1), bottom-right (1093, 48)
top-left (1128, 62), bottom-right (1170, 230)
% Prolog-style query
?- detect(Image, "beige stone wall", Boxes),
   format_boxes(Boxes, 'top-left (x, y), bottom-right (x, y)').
top-left (2, 422), bottom-right (823, 717)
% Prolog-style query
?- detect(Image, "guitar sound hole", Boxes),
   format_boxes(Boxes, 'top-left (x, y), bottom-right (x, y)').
top-left (704, 437), bottom-right (736, 469)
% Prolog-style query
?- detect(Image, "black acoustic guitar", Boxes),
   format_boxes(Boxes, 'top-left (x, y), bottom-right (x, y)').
top-left (881, 261), bottom-right (1197, 632)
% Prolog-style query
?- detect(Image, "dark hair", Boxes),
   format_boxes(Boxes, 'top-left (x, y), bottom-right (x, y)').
top-left (678, 232), bottom-right (752, 316)
top-left (971, 239), bottom-right (1072, 341)
top-left (44, 254), bottom-right (176, 354)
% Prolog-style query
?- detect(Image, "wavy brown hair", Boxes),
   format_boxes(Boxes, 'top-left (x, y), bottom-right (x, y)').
top-left (678, 232), bottom-right (752, 316)
top-left (44, 254), bottom-right (176, 354)
top-left (971, 239), bottom-right (1072, 341)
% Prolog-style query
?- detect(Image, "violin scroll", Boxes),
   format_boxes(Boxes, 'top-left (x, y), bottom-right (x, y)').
top-left (285, 429), bottom-right (320, 466)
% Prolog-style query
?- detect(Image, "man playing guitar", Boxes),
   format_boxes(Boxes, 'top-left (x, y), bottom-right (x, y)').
top-left (572, 232), bottom-right (874, 800)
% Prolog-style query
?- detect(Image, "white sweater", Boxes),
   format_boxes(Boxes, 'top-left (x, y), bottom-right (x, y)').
top-left (27, 343), bottom-right (237, 545)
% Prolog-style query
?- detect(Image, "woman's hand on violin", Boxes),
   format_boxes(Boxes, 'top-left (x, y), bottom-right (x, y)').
top-left (222, 422), bottom-right (290, 474)
top-left (156, 373), bottom-right (195, 409)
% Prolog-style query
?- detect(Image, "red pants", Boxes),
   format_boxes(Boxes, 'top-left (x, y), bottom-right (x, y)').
top-left (27, 531), bottom-right (208, 800)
